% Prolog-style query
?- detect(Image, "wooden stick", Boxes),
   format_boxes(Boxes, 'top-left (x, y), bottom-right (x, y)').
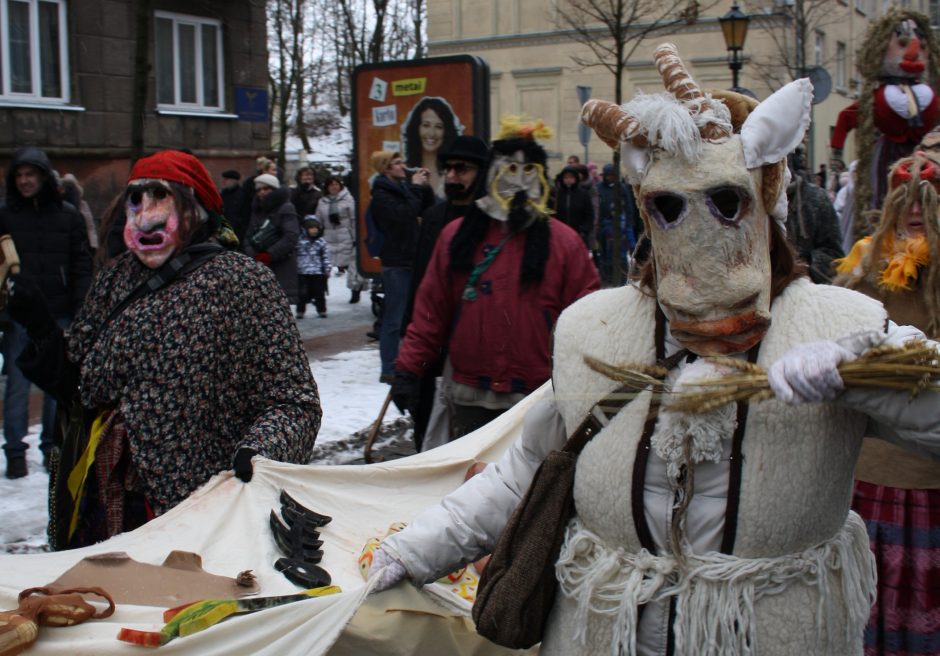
top-left (364, 390), bottom-right (393, 464)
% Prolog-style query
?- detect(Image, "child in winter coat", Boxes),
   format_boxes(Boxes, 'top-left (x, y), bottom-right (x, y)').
top-left (297, 216), bottom-right (331, 318)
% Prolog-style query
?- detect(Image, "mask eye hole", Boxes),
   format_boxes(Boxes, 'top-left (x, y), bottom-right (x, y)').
top-left (523, 164), bottom-right (537, 173)
top-left (506, 163), bottom-right (518, 174)
top-left (644, 192), bottom-right (687, 229)
top-left (706, 186), bottom-right (747, 225)
top-left (151, 186), bottom-right (169, 201)
top-left (128, 191), bottom-right (142, 207)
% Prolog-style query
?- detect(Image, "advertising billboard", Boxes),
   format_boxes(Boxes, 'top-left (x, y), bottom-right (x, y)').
top-left (352, 56), bottom-right (490, 275)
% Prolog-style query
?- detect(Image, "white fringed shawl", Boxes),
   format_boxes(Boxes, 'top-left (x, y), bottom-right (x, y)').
top-left (555, 513), bottom-right (876, 656)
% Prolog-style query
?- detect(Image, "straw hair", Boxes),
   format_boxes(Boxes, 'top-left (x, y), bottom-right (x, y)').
top-left (836, 152), bottom-right (940, 335)
top-left (852, 8), bottom-right (940, 239)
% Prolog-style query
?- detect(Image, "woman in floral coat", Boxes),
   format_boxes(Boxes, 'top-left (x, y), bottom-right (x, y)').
top-left (7, 150), bottom-right (321, 549)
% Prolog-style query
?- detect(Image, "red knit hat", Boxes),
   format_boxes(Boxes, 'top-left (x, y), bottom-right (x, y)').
top-left (128, 150), bottom-right (223, 214)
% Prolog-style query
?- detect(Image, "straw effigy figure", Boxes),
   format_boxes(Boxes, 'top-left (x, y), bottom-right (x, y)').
top-left (830, 8), bottom-right (940, 239)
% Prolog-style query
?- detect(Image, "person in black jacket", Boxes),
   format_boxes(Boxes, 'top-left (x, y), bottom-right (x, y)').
top-left (243, 174), bottom-right (300, 304)
top-left (400, 135), bottom-right (488, 450)
top-left (0, 146), bottom-right (92, 478)
top-left (219, 169), bottom-right (245, 241)
top-left (785, 156), bottom-right (845, 283)
top-left (368, 150), bottom-right (434, 383)
top-left (290, 165), bottom-right (321, 221)
top-left (238, 156), bottom-right (278, 236)
top-left (550, 165), bottom-right (595, 247)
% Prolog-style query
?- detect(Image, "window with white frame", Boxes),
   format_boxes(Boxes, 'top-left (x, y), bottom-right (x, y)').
top-left (154, 11), bottom-right (224, 111)
top-left (0, 0), bottom-right (69, 103)
top-left (814, 30), bottom-right (824, 67)
top-left (835, 41), bottom-right (846, 90)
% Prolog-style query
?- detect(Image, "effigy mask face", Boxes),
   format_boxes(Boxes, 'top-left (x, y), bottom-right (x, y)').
top-left (640, 136), bottom-right (773, 355)
top-left (476, 150), bottom-right (550, 222)
top-left (124, 179), bottom-right (185, 269)
top-left (883, 18), bottom-right (928, 78)
top-left (580, 43), bottom-right (812, 356)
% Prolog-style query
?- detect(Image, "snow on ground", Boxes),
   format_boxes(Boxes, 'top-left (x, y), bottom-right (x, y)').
top-left (0, 345), bottom-right (406, 553)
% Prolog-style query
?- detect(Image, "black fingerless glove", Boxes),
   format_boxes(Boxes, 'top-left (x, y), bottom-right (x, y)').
top-left (234, 448), bottom-right (258, 482)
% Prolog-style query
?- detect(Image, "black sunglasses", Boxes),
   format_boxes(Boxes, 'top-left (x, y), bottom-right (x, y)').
top-left (442, 162), bottom-right (477, 174)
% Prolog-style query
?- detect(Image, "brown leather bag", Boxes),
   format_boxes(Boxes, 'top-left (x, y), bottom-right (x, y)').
top-left (472, 318), bottom-right (683, 649)
top-left (471, 386), bottom-right (633, 649)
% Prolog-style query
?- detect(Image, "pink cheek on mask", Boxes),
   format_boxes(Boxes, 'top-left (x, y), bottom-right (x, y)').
top-left (124, 209), bottom-right (181, 253)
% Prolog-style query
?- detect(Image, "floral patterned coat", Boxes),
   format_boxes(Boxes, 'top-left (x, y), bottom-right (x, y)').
top-left (65, 249), bottom-right (321, 514)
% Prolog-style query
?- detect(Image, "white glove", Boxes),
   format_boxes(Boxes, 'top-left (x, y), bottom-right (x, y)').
top-left (767, 340), bottom-right (855, 405)
top-left (368, 545), bottom-right (408, 593)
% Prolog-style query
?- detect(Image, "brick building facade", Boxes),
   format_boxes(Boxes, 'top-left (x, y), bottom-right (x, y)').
top-left (0, 0), bottom-right (271, 217)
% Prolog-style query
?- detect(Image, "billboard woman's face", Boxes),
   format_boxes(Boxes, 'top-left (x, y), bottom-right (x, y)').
top-left (419, 108), bottom-right (445, 153)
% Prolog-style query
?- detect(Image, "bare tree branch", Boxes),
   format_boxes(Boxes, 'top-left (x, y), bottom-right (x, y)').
top-left (746, 0), bottom-right (853, 91)
top-left (553, 0), bottom-right (718, 285)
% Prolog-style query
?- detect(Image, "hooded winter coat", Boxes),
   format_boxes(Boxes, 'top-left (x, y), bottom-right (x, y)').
top-left (550, 166), bottom-right (595, 242)
top-left (317, 187), bottom-right (356, 268)
top-left (0, 146), bottom-right (92, 319)
top-left (244, 186), bottom-right (300, 304)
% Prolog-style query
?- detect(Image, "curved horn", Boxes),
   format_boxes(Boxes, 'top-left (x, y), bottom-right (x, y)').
top-left (654, 43), bottom-right (730, 141)
top-left (581, 99), bottom-right (649, 150)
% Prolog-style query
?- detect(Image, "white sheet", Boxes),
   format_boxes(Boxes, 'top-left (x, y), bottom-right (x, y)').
top-left (0, 385), bottom-right (549, 655)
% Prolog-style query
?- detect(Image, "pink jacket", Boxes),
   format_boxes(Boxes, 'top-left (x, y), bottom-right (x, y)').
top-left (396, 217), bottom-right (600, 394)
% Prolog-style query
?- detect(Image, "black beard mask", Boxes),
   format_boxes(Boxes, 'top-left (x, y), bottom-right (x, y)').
top-left (444, 182), bottom-right (472, 201)
top-left (507, 190), bottom-right (531, 232)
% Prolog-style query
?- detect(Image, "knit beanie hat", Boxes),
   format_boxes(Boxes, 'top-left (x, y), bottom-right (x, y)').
top-left (129, 150), bottom-right (223, 214)
top-left (221, 169), bottom-right (241, 181)
top-left (371, 150), bottom-right (400, 175)
top-left (254, 173), bottom-right (280, 190)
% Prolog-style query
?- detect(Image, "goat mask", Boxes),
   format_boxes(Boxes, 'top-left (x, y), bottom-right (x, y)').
top-left (582, 44), bottom-right (812, 355)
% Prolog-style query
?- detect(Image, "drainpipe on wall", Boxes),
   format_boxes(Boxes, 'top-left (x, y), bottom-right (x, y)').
top-left (130, 0), bottom-right (153, 166)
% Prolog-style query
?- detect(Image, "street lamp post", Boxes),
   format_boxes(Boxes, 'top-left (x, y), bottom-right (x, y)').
top-left (719, 3), bottom-right (750, 91)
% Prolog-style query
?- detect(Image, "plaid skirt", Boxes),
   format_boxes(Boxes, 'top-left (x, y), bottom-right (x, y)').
top-left (852, 481), bottom-right (940, 656)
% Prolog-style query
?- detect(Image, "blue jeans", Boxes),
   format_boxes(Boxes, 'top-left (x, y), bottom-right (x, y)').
top-left (2, 319), bottom-right (67, 457)
top-left (379, 266), bottom-right (412, 380)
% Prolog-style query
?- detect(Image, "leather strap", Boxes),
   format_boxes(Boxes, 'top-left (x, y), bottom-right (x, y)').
top-left (104, 242), bottom-right (224, 326)
top-left (719, 341), bottom-right (761, 554)
top-left (563, 304), bottom-right (687, 455)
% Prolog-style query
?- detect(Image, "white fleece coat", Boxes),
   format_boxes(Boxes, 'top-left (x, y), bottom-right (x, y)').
top-left (317, 188), bottom-right (357, 268)
top-left (382, 278), bottom-right (940, 655)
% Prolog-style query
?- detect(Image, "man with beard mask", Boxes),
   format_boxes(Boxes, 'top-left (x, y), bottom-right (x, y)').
top-left (392, 118), bottom-right (599, 441)
top-left (399, 135), bottom-right (489, 450)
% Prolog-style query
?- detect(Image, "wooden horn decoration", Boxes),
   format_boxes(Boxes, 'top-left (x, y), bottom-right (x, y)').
top-left (580, 99), bottom-right (649, 150)
top-left (654, 43), bottom-right (730, 141)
